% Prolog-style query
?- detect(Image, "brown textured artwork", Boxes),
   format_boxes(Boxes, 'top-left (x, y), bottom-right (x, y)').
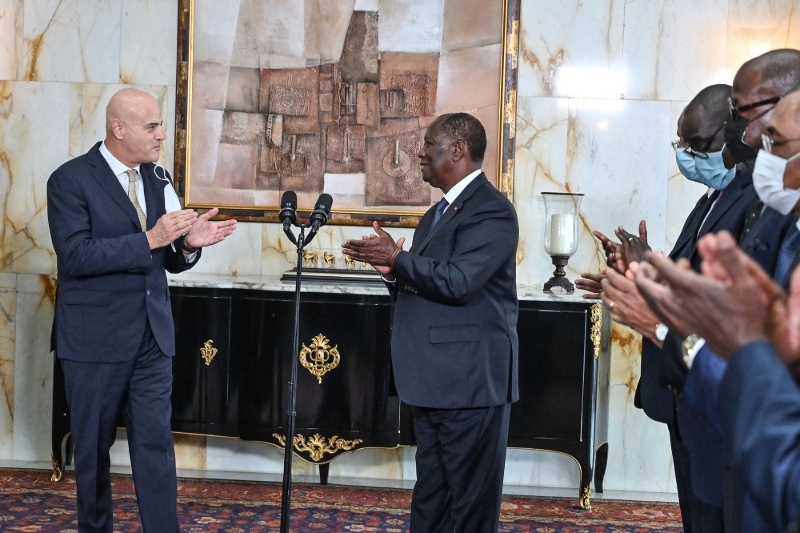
top-left (198, 10), bottom-right (441, 208)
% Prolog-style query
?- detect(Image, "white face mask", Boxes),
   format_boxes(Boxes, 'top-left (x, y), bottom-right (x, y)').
top-left (752, 149), bottom-right (800, 215)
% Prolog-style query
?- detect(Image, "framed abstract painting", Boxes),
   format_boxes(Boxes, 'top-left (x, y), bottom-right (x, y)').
top-left (174, 0), bottom-right (520, 226)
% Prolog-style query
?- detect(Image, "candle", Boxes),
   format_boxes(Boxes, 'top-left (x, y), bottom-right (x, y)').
top-left (549, 213), bottom-right (575, 255)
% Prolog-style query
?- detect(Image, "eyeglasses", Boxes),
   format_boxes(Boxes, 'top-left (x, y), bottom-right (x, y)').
top-left (761, 133), bottom-right (800, 154)
top-left (672, 121), bottom-right (726, 159)
top-left (729, 96), bottom-right (782, 119)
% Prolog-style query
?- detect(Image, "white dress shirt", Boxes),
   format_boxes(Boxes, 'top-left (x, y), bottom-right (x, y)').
top-left (439, 169), bottom-right (483, 213)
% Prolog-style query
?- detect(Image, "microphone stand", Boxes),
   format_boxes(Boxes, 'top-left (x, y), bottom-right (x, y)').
top-left (279, 221), bottom-right (318, 533)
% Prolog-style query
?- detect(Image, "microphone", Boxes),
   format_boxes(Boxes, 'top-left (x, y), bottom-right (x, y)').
top-left (309, 194), bottom-right (333, 233)
top-left (304, 194), bottom-right (333, 246)
top-left (279, 191), bottom-right (298, 245)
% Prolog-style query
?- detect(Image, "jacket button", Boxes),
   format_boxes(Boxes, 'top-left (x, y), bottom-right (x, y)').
top-left (146, 289), bottom-right (150, 295)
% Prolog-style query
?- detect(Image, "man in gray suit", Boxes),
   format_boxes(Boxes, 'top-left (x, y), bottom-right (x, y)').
top-left (343, 113), bottom-right (519, 532)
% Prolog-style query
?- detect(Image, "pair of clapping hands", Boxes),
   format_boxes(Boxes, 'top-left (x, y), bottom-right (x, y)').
top-left (574, 222), bottom-right (665, 345)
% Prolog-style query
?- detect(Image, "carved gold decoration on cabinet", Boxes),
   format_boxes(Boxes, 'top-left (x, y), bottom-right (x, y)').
top-left (200, 340), bottom-right (218, 366)
top-left (590, 303), bottom-right (602, 359)
top-left (300, 334), bottom-right (340, 384)
top-left (273, 433), bottom-right (363, 462)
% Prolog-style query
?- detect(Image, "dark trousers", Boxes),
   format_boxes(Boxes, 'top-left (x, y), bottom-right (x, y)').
top-left (62, 322), bottom-right (179, 533)
top-left (410, 403), bottom-right (511, 533)
top-left (669, 423), bottom-right (724, 533)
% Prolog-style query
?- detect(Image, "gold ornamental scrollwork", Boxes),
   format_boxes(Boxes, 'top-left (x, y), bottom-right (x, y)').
top-left (273, 433), bottom-right (363, 462)
top-left (200, 339), bottom-right (218, 366)
top-left (590, 303), bottom-right (602, 359)
top-left (580, 485), bottom-right (591, 510)
top-left (299, 334), bottom-right (340, 384)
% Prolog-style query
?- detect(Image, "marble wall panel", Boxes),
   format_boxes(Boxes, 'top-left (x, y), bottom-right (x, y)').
top-left (514, 96), bottom-right (569, 287)
top-left (621, 0), bottom-right (728, 102)
top-left (441, 0), bottom-right (503, 52)
top-left (517, 0), bottom-right (625, 98)
top-left (0, 274), bottom-right (15, 460)
top-left (727, 0), bottom-right (800, 76)
top-left (0, 0), bottom-right (23, 80)
top-left (69, 84), bottom-right (174, 171)
top-left (192, 0), bottom-right (241, 65)
top-left (120, 0), bottom-right (177, 85)
top-left (12, 274), bottom-right (54, 462)
top-left (305, 0), bottom-right (356, 64)
top-left (174, 434), bottom-right (207, 470)
top-left (0, 81), bottom-right (67, 275)
top-left (563, 99), bottom-right (672, 279)
top-left (378, 0), bottom-right (445, 53)
top-left (328, 448), bottom-right (404, 480)
top-left (231, 0), bottom-right (304, 69)
top-left (23, 0), bottom-right (121, 83)
top-left (354, 0), bottom-right (378, 10)
top-left (205, 436), bottom-right (284, 474)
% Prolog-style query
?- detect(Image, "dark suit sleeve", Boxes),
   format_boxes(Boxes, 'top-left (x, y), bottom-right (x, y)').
top-left (47, 167), bottom-right (152, 277)
top-left (683, 345), bottom-right (726, 440)
top-left (718, 341), bottom-right (800, 531)
top-left (165, 235), bottom-right (202, 274)
top-left (392, 198), bottom-right (518, 305)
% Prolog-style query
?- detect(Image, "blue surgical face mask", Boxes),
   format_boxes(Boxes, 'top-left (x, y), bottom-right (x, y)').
top-left (675, 149), bottom-right (735, 190)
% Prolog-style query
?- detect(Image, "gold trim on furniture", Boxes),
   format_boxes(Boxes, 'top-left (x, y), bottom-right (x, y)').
top-left (580, 485), bottom-right (592, 511)
top-left (299, 334), bottom-right (340, 384)
top-left (273, 433), bottom-right (363, 462)
top-left (590, 303), bottom-right (602, 359)
top-left (50, 455), bottom-right (62, 482)
top-left (200, 339), bottom-right (218, 366)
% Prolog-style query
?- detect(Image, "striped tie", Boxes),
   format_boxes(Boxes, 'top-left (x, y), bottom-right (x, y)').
top-left (126, 169), bottom-right (147, 230)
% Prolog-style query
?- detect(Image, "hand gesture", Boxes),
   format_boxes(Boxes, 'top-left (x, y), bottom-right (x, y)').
top-left (147, 209), bottom-right (198, 250)
top-left (600, 266), bottom-right (661, 342)
top-left (593, 230), bottom-right (623, 272)
top-left (184, 208), bottom-right (237, 249)
top-left (634, 259), bottom-right (693, 338)
top-left (575, 271), bottom-right (605, 299)
top-left (342, 222), bottom-right (405, 275)
top-left (615, 220), bottom-right (651, 267)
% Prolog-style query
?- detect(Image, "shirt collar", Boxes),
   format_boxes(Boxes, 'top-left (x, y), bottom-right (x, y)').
top-left (442, 169), bottom-right (482, 205)
top-left (99, 142), bottom-right (140, 177)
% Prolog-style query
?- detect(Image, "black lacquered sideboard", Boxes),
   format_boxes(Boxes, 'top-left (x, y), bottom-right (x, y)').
top-left (51, 281), bottom-right (609, 509)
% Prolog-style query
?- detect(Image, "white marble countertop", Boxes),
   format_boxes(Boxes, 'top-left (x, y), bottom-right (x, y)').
top-left (167, 273), bottom-right (595, 303)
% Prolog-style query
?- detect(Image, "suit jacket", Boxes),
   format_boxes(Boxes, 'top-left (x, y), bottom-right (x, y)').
top-left (717, 341), bottom-right (800, 532)
top-left (388, 173), bottom-right (519, 409)
top-left (638, 166), bottom-right (757, 425)
top-left (47, 142), bottom-right (199, 363)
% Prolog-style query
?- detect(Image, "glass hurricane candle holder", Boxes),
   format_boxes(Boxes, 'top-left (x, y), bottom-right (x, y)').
top-left (542, 192), bottom-right (584, 293)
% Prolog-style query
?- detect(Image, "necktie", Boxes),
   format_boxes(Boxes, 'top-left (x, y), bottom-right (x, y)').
top-left (774, 225), bottom-right (800, 284)
top-left (430, 198), bottom-right (449, 229)
top-left (126, 169), bottom-right (147, 231)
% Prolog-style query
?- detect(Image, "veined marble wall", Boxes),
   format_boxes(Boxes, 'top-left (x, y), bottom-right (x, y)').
top-left (1, 0), bottom-right (799, 495)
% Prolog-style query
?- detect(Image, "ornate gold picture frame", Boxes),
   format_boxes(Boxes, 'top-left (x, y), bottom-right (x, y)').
top-left (174, 0), bottom-right (520, 226)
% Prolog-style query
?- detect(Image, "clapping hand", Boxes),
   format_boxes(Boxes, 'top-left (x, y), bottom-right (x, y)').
top-left (600, 264), bottom-right (662, 343)
top-left (575, 271), bottom-right (605, 300)
top-left (342, 222), bottom-right (406, 277)
top-left (184, 208), bottom-right (237, 249)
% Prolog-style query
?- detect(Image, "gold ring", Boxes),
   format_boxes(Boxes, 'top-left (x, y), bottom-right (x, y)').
top-left (608, 301), bottom-right (615, 309)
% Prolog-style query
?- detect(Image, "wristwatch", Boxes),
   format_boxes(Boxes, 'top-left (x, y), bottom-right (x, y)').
top-left (681, 334), bottom-right (705, 368)
top-left (654, 322), bottom-right (669, 342)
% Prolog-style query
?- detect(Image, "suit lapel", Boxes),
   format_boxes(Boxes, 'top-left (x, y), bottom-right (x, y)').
top-left (409, 208), bottom-right (435, 254)
top-left (697, 169), bottom-right (750, 238)
top-left (413, 174), bottom-right (488, 255)
top-left (86, 144), bottom-right (143, 229)
top-left (141, 164), bottom-right (161, 230)
top-left (669, 194), bottom-right (709, 259)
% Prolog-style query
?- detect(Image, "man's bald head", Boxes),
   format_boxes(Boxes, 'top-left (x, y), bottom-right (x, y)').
top-left (737, 49), bottom-right (800, 96)
top-left (681, 84), bottom-right (730, 151)
top-left (104, 88), bottom-right (166, 168)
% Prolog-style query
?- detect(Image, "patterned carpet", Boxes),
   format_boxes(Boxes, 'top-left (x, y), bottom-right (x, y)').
top-left (0, 468), bottom-right (683, 532)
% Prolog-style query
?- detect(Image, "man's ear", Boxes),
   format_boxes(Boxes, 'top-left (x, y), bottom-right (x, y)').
top-left (111, 119), bottom-right (125, 140)
top-left (451, 140), bottom-right (467, 162)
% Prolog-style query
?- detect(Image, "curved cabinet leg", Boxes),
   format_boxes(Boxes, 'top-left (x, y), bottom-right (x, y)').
top-left (579, 484), bottom-right (592, 511)
top-left (51, 355), bottom-right (71, 482)
top-left (578, 453), bottom-right (593, 511)
top-left (594, 442), bottom-right (609, 494)
top-left (319, 463), bottom-right (329, 485)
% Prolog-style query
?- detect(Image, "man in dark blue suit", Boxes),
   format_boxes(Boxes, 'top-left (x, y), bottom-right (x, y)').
top-left (342, 113), bottom-right (519, 532)
top-left (47, 88), bottom-right (236, 533)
